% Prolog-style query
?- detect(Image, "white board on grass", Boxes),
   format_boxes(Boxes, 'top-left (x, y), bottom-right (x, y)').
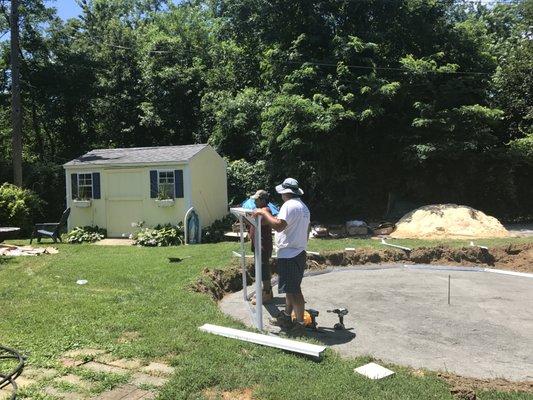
top-left (199, 324), bottom-right (326, 358)
top-left (354, 362), bottom-right (395, 379)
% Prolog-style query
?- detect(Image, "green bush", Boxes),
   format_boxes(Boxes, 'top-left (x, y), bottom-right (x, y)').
top-left (201, 214), bottom-right (235, 243)
top-left (0, 183), bottom-right (44, 235)
top-left (226, 159), bottom-right (269, 205)
top-left (65, 226), bottom-right (107, 243)
top-left (133, 223), bottom-right (184, 247)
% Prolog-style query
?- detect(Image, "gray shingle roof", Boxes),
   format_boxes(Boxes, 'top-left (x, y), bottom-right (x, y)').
top-left (64, 144), bottom-right (208, 167)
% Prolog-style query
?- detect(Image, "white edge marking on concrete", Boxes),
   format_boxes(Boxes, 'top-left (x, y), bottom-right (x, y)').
top-left (401, 264), bottom-right (533, 278)
top-left (483, 268), bottom-right (533, 279)
top-left (354, 362), bottom-right (395, 379)
top-left (404, 264), bottom-right (485, 273)
top-left (199, 324), bottom-right (326, 358)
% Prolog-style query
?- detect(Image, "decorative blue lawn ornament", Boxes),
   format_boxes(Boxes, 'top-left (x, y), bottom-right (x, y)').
top-left (241, 198), bottom-right (279, 216)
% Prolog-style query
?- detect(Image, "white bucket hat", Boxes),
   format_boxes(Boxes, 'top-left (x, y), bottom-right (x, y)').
top-left (275, 178), bottom-right (304, 196)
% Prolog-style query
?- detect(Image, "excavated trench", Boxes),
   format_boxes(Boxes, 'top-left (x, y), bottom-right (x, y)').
top-left (192, 243), bottom-right (533, 300)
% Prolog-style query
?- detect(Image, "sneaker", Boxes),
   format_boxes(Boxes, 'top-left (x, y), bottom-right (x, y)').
top-left (286, 321), bottom-right (307, 337)
top-left (251, 289), bottom-right (274, 305)
top-left (268, 312), bottom-right (293, 329)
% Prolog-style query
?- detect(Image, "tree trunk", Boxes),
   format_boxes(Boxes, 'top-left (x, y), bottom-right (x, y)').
top-left (31, 99), bottom-right (44, 160)
top-left (11, 0), bottom-right (22, 186)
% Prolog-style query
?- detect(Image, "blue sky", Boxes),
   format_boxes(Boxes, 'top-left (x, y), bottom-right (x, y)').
top-left (54, 0), bottom-right (82, 20)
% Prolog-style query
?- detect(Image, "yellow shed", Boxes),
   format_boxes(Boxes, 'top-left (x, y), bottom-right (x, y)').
top-left (63, 144), bottom-right (228, 238)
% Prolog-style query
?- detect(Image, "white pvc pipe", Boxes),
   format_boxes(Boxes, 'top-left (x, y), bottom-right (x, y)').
top-left (255, 215), bottom-right (263, 331)
top-left (470, 241), bottom-right (488, 250)
top-left (239, 215), bottom-right (247, 303)
top-left (199, 324), bottom-right (326, 358)
top-left (230, 208), bottom-right (264, 331)
top-left (380, 238), bottom-right (411, 252)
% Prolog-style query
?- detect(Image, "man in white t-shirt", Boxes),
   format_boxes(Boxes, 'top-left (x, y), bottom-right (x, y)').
top-left (253, 178), bottom-right (310, 336)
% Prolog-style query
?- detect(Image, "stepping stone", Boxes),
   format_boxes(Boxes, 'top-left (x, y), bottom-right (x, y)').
top-left (98, 357), bottom-right (143, 370)
top-left (131, 372), bottom-right (168, 388)
top-left (12, 376), bottom-right (36, 389)
top-left (54, 374), bottom-right (93, 390)
top-left (23, 367), bottom-right (58, 380)
top-left (60, 357), bottom-right (86, 367)
top-left (43, 387), bottom-right (87, 400)
top-left (82, 361), bottom-right (128, 375)
top-left (140, 362), bottom-right (173, 376)
top-left (64, 348), bottom-right (106, 359)
top-left (93, 384), bottom-right (153, 400)
top-left (0, 388), bottom-right (13, 400)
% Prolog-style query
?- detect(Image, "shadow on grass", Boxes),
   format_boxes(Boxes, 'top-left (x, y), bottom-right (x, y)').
top-left (0, 256), bottom-right (14, 270)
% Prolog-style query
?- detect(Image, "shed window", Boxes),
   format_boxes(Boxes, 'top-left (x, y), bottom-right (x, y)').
top-left (78, 173), bottom-right (93, 199)
top-left (158, 171), bottom-right (175, 199)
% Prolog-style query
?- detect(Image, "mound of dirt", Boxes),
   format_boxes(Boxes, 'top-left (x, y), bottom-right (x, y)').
top-left (390, 204), bottom-right (509, 239)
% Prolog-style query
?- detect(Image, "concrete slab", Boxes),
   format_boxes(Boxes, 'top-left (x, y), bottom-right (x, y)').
top-left (220, 265), bottom-right (533, 381)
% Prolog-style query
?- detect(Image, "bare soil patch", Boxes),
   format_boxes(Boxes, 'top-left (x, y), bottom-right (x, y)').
top-left (192, 244), bottom-right (533, 300)
top-left (439, 372), bottom-right (533, 395)
top-left (117, 330), bottom-right (141, 343)
top-left (203, 387), bottom-right (255, 400)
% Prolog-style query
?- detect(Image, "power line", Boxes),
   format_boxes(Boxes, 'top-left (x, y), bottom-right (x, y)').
top-left (283, 60), bottom-right (494, 75)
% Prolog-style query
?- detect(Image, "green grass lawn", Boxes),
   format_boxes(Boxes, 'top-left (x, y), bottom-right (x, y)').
top-left (1, 239), bottom-right (531, 399)
top-left (306, 236), bottom-right (533, 252)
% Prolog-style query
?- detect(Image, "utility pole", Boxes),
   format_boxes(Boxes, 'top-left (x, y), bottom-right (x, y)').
top-left (11, 0), bottom-right (23, 186)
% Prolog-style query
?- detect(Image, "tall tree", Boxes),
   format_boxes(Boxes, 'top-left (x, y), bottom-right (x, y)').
top-left (10, 0), bottom-right (22, 186)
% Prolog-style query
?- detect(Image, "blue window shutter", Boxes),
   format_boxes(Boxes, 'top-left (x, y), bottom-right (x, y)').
top-left (150, 170), bottom-right (158, 198)
top-left (174, 170), bottom-right (184, 198)
top-left (92, 172), bottom-right (101, 199)
top-left (71, 173), bottom-right (78, 199)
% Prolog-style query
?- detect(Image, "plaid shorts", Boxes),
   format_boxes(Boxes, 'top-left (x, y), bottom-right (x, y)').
top-left (277, 251), bottom-right (306, 294)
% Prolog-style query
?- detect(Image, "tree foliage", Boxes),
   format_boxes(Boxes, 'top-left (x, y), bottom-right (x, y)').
top-left (0, 0), bottom-right (531, 221)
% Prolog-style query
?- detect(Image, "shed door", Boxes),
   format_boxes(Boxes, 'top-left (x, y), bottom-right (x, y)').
top-left (105, 169), bottom-right (144, 237)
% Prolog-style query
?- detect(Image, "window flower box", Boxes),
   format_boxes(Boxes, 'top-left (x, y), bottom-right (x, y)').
top-left (73, 199), bottom-right (92, 208)
top-left (155, 198), bottom-right (175, 208)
